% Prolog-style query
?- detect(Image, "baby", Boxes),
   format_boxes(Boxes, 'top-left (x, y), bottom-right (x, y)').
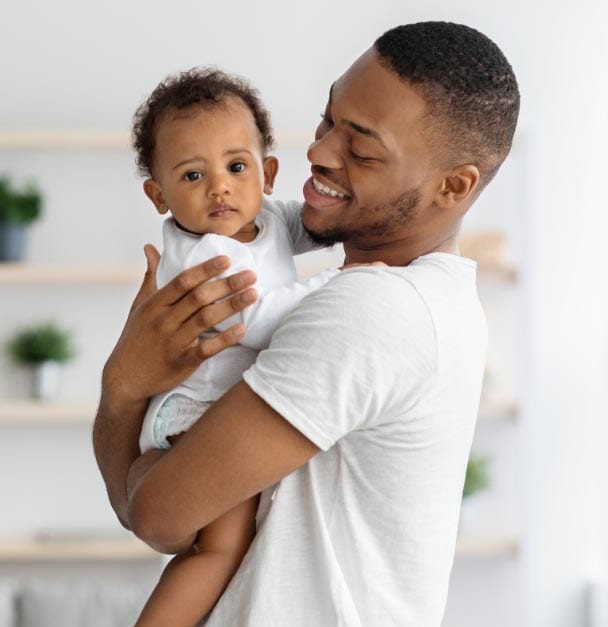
top-left (128, 68), bottom-right (340, 626)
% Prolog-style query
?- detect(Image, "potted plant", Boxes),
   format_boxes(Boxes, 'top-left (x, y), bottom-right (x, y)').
top-left (7, 323), bottom-right (75, 400)
top-left (0, 176), bottom-right (43, 262)
top-left (459, 455), bottom-right (490, 532)
top-left (463, 455), bottom-right (490, 498)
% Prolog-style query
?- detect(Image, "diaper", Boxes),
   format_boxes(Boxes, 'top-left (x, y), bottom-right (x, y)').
top-left (140, 393), bottom-right (213, 452)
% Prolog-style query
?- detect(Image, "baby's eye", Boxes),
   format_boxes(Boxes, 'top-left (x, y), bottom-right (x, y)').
top-left (184, 171), bottom-right (202, 182)
top-left (229, 162), bottom-right (246, 173)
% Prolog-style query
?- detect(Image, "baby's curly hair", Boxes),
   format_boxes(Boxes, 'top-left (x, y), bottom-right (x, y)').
top-left (132, 68), bottom-right (275, 177)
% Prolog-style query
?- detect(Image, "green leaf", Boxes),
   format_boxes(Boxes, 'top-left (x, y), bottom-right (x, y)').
top-left (7, 323), bottom-right (75, 364)
top-left (0, 176), bottom-right (43, 224)
top-left (463, 456), bottom-right (490, 498)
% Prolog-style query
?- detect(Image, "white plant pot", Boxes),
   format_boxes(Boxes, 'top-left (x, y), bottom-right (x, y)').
top-left (33, 361), bottom-right (60, 400)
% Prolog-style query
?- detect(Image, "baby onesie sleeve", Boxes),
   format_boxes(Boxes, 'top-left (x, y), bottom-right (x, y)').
top-left (263, 198), bottom-right (326, 255)
top-left (215, 266), bottom-right (340, 349)
top-left (177, 228), bottom-right (338, 351)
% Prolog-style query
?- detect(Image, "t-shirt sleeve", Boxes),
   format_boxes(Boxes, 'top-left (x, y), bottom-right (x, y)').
top-left (243, 268), bottom-right (438, 450)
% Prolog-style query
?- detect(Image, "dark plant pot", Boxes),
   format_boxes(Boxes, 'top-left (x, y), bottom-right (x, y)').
top-left (0, 221), bottom-right (26, 262)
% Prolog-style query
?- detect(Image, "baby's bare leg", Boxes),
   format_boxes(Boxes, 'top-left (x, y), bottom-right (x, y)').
top-left (135, 494), bottom-right (259, 627)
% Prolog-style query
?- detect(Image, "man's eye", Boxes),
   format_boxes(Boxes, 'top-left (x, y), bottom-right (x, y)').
top-left (319, 112), bottom-right (334, 126)
top-left (184, 171), bottom-right (202, 181)
top-left (350, 150), bottom-right (372, 162)
top-left (230, 162), bottom-right (246, 173)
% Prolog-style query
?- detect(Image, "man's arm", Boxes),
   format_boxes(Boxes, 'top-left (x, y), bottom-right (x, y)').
top-left (92, 245), bottom-right (258, 527)
top-left (127, 381), bottom-right (320, 553)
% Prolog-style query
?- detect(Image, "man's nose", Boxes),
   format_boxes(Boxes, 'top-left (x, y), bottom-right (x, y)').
top-left (307, 129), bottom-right (343, 170)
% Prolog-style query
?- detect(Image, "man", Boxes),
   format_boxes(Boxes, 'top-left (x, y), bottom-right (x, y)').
top-left (94, 21), bottom-right (519, 626)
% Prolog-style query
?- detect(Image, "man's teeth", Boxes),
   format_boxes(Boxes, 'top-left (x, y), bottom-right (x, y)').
top-left (312, 178), bottom-right (347, 199)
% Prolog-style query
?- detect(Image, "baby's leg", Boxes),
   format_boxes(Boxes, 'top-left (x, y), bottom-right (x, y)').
top-left (134, 495), bottom-right (259, 627)
top-left (134, 395), bottom-right (256, 625)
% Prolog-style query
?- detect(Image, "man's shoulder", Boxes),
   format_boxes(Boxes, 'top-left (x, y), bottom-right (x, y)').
top-left (290, 267), bottom-right (434, 336)
top-left (298, 260), bottom-right (480, 344)
top-left (321, 266), bottom-right (428, 305)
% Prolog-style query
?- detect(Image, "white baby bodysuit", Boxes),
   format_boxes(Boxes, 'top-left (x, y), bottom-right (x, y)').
top-left (139, 198), bottom-right (339, 452)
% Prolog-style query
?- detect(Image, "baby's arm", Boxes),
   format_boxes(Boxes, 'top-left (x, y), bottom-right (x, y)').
top-left (130, 450), bottom-right (258, 626)
top-left (215, 268), bottom-right (340, 349)
top-left (185, 233), bottom-right (340, 350)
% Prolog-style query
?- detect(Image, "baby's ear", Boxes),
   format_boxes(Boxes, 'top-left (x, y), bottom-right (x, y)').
top-left (143, 179), bottom-right (169, 214)
top-left (262, 156), bottom-right (279, 194)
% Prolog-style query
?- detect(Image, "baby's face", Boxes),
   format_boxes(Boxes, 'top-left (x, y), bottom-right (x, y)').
top-left (147, 98), bottom-right (276, 241)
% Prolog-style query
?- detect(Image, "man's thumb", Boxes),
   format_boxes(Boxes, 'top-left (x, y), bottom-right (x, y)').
top-left (143, 244), bottom-right (161, 276)
top-left (131, 244), bottom-right (160, 310)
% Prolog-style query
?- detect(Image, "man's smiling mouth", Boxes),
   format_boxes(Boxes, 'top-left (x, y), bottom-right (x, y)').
top-left (312, 177), bottom-right (349, 199)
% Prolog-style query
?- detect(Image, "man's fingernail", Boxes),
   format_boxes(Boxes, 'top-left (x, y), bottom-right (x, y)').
top-left (242, 290), bottom-right (257, 304)
top-left (212, 256), bottom-right (229, 270)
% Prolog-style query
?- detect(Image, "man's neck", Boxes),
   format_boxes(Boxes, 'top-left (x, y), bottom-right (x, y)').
top-left (343, 234), bottom-right (460, 267)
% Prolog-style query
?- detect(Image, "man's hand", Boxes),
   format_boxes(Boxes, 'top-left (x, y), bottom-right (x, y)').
top-left (102, 244), bottom-right (259, 411)
top-left (93, 245), bottom-right (258, 527)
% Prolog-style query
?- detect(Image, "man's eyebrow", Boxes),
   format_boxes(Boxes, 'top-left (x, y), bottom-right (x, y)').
top-left (326, 83), bottom-right (387, 150)
top-left (342, 120), bottom-right (387, 150)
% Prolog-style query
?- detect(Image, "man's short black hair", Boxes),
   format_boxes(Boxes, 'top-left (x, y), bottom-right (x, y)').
top-left (375, 22), bottom-right (520, 186)
top-left (132, 67), bottom-right (274, 178)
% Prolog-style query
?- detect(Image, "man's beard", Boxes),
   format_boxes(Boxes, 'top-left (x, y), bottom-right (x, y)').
top-left (303, 186), bottom-right (421, 247)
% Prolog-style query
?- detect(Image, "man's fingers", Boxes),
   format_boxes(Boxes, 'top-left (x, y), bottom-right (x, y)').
top-left (180, 324), bottom-right (247, 368)
top-left (131, 244), bottom-right (161, 312)
top-left (158, 256), bottom-right (232, 306)
top-left (174, 288), bottom-right (258, 348)
top-left (169, 270), bottom-right (257, 327)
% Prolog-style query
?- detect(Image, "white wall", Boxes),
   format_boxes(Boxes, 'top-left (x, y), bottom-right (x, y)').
top-left (2, 1), bottom-right (608, 626)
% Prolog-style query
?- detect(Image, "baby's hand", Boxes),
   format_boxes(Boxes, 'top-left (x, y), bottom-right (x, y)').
top-left (340, 261), bottom-right (387, 270)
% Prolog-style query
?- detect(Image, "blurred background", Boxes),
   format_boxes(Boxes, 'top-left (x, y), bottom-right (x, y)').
top-left (1, 1), bottom-right (607, 626)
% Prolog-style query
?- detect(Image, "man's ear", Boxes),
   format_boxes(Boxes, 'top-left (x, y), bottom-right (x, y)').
top-left (262, 156), bottom-right (279, 194)
top-left (435, 165), bottom-right (480, 209)
top-left (143, 179), bottom-right (169, 214)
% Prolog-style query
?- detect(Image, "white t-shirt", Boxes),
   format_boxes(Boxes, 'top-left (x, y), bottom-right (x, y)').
top-left (139, 199), bottom-right (339, 453)
top-left (206, 253), bottom-right (487, 627)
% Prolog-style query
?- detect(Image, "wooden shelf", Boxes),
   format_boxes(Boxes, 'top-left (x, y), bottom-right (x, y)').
top-left (455, 534), bottom-right (519, 558)
top-left (0, 534), bottom-right (159, 562)
top-left (0, 401), bottom-right (97, 425)
top-left (0, 263), bottom-right (143, 284)
top-left (0, 262), bottom-right (516, 285)
top-left (0, 397), bottom-right (517, 426)
top-left (478, 399), bottom-right (518, 422)
top-left (0, 532), bottom-right (514, 561)
top-left (477, 264), bottom-right (518, 283)
top-left (0, 130), bottom-right (130, 150)
top-left (0, 129), bottom-right (314, 150)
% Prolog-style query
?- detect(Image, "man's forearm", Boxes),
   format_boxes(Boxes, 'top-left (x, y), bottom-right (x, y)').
top-left (90, 249), bottom-right (257, 530)
top-left (92, 392), bottom-right (148, 528)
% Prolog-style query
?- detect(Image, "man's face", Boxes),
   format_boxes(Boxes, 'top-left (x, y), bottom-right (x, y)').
top-left (302, 49), bottom-right (443, 251)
